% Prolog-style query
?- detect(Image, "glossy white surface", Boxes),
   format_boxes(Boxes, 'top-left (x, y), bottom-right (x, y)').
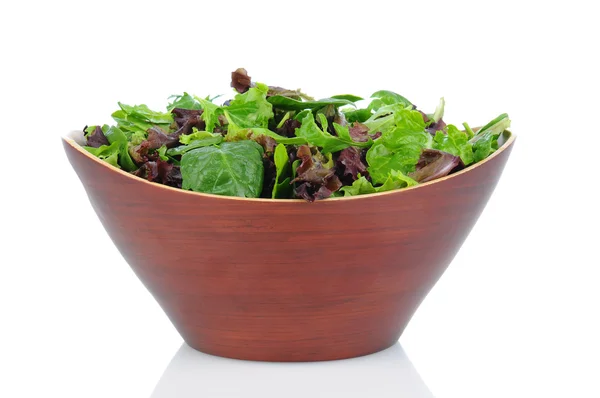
top-left (1, 1), bottom-right (599, 397)
top-left (152, 343), bottom-right (433, 397)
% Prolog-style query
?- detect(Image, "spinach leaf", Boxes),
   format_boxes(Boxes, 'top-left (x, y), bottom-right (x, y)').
top-left (272, 143), bottom-right (293, 199)
top-left (432, 125), bottom-right (474, 165)
top-left (366, 107), bottom-right (431, 184)
top-left (340, 170), bottom-right (417, 197)
top-left (267, 96), bottom-right (357, 111)
top-left (181, 141), bottom-right (264, 198)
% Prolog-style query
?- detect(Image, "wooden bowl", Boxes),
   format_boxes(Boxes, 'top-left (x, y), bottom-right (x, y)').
top-left (62, 130), bottom-right (516, 362)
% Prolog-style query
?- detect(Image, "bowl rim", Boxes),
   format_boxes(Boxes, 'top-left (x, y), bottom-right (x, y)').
top-left (62, 129), bottom-right (516, 203)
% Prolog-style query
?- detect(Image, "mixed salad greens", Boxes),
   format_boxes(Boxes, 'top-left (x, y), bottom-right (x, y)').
top-left (82, 68), bottom-right (511, 201)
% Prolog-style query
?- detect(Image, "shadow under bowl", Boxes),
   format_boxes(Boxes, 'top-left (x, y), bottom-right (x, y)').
top-left (62, 130), bottom-right (515, 362)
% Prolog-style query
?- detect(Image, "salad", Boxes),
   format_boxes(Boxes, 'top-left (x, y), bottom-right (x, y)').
top-left (82, 68), bottom-right (511, 201)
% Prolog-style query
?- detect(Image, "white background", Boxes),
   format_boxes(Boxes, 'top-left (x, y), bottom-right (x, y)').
top-left (1, 1), bottom-right (599, 397)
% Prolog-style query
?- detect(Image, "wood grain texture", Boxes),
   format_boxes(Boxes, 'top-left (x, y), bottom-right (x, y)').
top-left (62, 133), bottom-right (515, 362)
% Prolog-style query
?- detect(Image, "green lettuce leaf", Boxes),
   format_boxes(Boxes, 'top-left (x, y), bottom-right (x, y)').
top-left (111, 102), bottom-right (173, 138)
top-left (83, 141), bottom-right (120, 168)
top-left (340, 170), bottom-right (417, 197)
top-left (343, 108), bottom-right (372, 123)
top-left (166, 136), bottom-right (223, 156)
top-left (192, 96), bottom-right (221, 132)
top-left (104, 126), bottom-right (137, 171)
top-left (181, 141), bottom-right (264, 198)
top-left (332, 123), bottom-right (372, 148)
top-left (225, 83), bottom-right (274, 128)
top-left (366, 107), bottom-right (431, 184)
top-left (368, 90), bottom-right (413, 112)
top-left (167, 92), bottom-right (203, 111)
top-left (470, 113), bottom-right (511, 162)
top-left (430, 97), bottom-right (445, 123)
top-left (271, 143), bottom-right (293, 199)
top-left (179, 128), bottom-right (221, 144)
top-left (224, 110), bottom-right (306, 145)
top-left (117, 102), bottom-right (173, 124)
top-left (293, 113), bottom-right (353, 154)
top-left (432, 125), bottom-right (474, 165)
top-left (362, 103), bottom-right (409, 135)
top-left (330, 94), bottom-right (363, 102)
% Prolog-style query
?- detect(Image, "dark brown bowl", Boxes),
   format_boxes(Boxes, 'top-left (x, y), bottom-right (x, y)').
top-left (62, 130), bottom-right (515, 362)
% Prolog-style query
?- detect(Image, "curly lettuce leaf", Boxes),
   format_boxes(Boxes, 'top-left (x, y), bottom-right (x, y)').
top-left (366, 107), bottom-right (431, 184)
top-left (362, 103), bottom-right (409, 135)
top-left (225, 82), bottom-right (274, 128)
top-left (111, 102), bottom-right (173, 138)
top-left (117, 102), bottom-right (173, 125)
top-left (432, 125), bottom-right (474, 165)
top-left (295, 113), bottom-right (349, 154)
top-left (340, 170), bottom-right (417, 197)
top-left (337, 146), bottom-right (368, 182)
top-left (291, 145), bottom-right (341, 201)
top-left (295, 113), bottom-right (371, 154)
top-left (181, 141), bottom-right (264, 198)
top-left (188, 96), bottom-right (221, 132)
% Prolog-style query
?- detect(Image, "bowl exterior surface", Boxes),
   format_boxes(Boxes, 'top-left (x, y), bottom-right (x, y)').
top-left (63, 136), bottom-right (514, 361)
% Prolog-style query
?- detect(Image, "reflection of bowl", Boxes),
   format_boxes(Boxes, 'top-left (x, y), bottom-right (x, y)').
top-left (151, 342), bottom-right (433, 398)
top-left (62, 130), bottom-right (515, 362)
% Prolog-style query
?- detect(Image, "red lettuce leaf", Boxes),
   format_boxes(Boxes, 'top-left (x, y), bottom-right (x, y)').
top-left (409, 149), bottom-right (462, 183)
top-left (132, 159), bottom-right (182, 188)
top-left (276, 118), bottom-right (301, 138)
top-left (231, 68), bottom-right (252, 94)
top-left (85, 126), bottom-right (110, 148)
top-left (292, 145), bottom-right (342, 202)
top-left (336, 147), bottom-right (368, 183)
top-left (348, 122), bottom-right (370, 142)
